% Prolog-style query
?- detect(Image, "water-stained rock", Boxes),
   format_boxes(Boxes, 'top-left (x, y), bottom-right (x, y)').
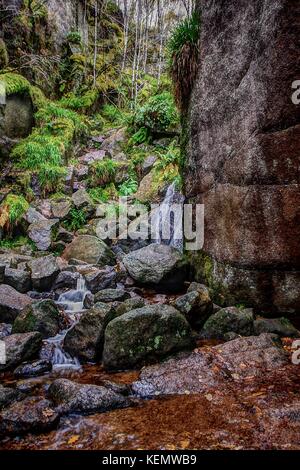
top-left (13, 359), bottom-right (52, 378)
top-left (48, 379), bottom-right (131, 414)
top-left (0, 397), bottom-right (59, 437)
top-left (94, 288), bottom-right (130, 303)
top-left (132, 334), bottom-right (288, 397)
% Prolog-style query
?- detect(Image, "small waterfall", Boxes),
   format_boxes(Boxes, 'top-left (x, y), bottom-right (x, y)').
top-left (57, 274), bottom-right (88, 314)
top-left (46, 332), bottom-right (81, 371)
top-left (46, 274), bottom-right (89, 371)
top-left (152, 183), bottom-right (185, 251)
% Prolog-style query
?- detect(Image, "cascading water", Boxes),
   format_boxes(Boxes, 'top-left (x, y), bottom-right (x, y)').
top-left (152, 182), bottom-right (185, 252)
top-left (45, 274), bottom-right (90, 371)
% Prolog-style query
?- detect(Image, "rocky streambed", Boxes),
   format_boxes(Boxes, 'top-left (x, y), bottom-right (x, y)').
top-left (0, 237), bottom-right (300, 449)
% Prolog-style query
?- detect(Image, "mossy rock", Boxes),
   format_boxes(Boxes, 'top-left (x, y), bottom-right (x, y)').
top-left (12, 300), bottom-right (61, 339)
top-left (103, 304), bottom-right (195, 370)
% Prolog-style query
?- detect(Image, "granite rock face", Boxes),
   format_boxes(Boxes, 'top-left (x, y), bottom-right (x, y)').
top-left (186, 0), bottom-right (300, 314)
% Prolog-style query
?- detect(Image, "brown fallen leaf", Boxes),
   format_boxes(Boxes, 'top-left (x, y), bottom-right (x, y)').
top-left (68, 435), bottom-right (79, 445)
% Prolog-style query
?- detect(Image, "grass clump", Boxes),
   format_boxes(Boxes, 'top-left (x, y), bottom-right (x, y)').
top-left (89, 159), bottom-right (118, 186)
top-left (0, 194), bottom-right (29, 234)
top-left (0, 235), bottom-right (36, 251)
top-left (167, 11), bottom-right (201, 112)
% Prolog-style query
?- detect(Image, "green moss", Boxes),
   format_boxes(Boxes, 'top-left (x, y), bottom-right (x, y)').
top-left (64, 208), bottom-right (87, 232)
top-left (0, 235), bottom-right (36, 251)
top-left (89, 159), bottom-right (118, 186)
top-left (133, 92), bottom-right (179, 134)
top-left (0, 73), bottom-right (31, 96)
top-left (37, 164), bottom-right (67, 196)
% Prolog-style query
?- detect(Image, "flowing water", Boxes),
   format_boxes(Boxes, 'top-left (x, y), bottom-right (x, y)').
top-left (45, 275), bottom-right (90, 371)
top-left (153, 183), bottom-right (185, 252)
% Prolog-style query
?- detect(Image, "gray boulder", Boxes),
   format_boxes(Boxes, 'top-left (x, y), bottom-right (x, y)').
top-left (64, 304), bottom-right (115, 362)
top-left (53, 270), bottom-right (80, 290)
top-left (0, 284), bottom-right (31, 323)
top-left (254, 317), bottom-right (300, 338)
top-left (122, 243), bottom-right (186, 292)
top-left (13, 359), bottom-right (52, 378)
top-left (29, 255), bottom-right (60, 291)
top-left (12, 300), bottom-right (62, 339)
top-left (4, 267), bottom-right (31, 293)
top-left (94, 288), bottom-right (130, 303)
top-left (62, 235), bottom-right (115, 266)
top-left (0, 332), bottom-right (43, 371)
top-left (103, 304), bottom-right (195, 370)
top-left (174, 284), bottom-right (213, 329)
top-left (200, 307), bottom-right (254, 340)
top-left (48, 379), bottom-right (131, 414)
top-left (51, 197), bottom-right (73, 219)
top-left (28, 219), bottom-right (59, 251)
top-left (84, 266), bottom-right (117, 294)
top-left (0, 397), bottom-right (59, 437)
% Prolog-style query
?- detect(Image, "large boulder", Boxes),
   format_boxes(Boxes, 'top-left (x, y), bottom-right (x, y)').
top-left (122, 243), bottom-right (186, 292)
top-left (132, 334), bottom-right (289, 397)
top-left (200, 307), bottom-right (254, 340)
top-left (186, 0), bottom-right (300, 315)
top-left (62, 235), bottom-right (115, 266)
top-left (4, 267), bottom-right (31, 293)
top-left (0, 398), bottom-right (59, 437)
top-left (64, 304), bottom-right (115, 362)
top-left (0, 284), bottom-right (31, 323)
top-left (12, 300), bottom-right (62, 339)
top-left (0, 332), bottom-right (43, 371)
top-left (103, 304), bottom-right (195, 370)
top-left (48, 379), bottom-right (131, 414)
top-left (29, 255), bottom-right (60, 291)
top-left (28, 219), bottom-right (59, 251)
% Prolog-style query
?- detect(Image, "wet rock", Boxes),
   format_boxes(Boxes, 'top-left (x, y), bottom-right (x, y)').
top-left (13, 359), bottom-right (52, 378)
top-left (62, 235), bottom-right (115, 266)
top-left (12, 300), bottom-right (62, 339)
top-left (0, 332), bottom-right (43, 371)
top-left (64, 304), bottom-right (115, 362)
top-left (173, 284), bottom-right (213, 329)
top-left (83, 292), bottom-right (94, 309)
top-left (48, 379), bottom-right (131, 414)
top-left (94, 288), bottom-right (130, 303)
top-left (122, 243), bottom-right (186, 292)
top-left (51, 197), bottom-right (73, 219)
top-left (28, 219), bottom-right (59, 251)
top-left (0, 284), bottom-right (31, 323)
top-left (0, 385), bottom-right (21, 410)
top-left (4, 267), bottom-right (31, 293)
top-left (53, 271), bottom-right (80, 290)
top-left (133, 334), bottom-right (288, 397)
top-left (100, 380), bottom-right (131, 396)
top-left (29, 255), bottom-right (60, 291)
top-left (84, 265), bottom-right (117, 294)
top-left (114, 297), bottom-right (145, 317)
top-left (0, 397), bottom-right (59, 437)
top-left (0, 323), bottom-right (12, 339)
top-left (200, 307), bottom-right (254, 340)
top-left (15, 378), bottom-right (44, 395)
top-left (254, 317), bottom-right (300, 338)
top-left (103, 304), bottom-right (195, 370)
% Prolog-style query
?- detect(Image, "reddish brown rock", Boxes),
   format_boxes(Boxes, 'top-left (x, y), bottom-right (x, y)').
top-left (186, 0), bottom-right (300, 314)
